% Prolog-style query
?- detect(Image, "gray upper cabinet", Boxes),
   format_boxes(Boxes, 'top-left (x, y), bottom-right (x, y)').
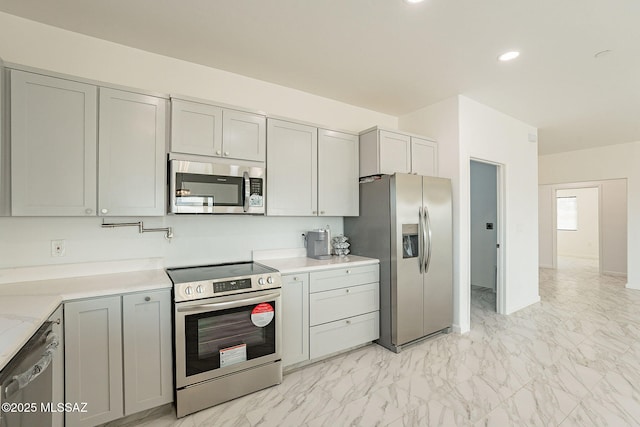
top-left (98, 88), bottom-right (167, 216)
top-left (318, 129), bottom-right (359, 216)
top-left (359, 127), bottom-right (438, 178)
top-left (171, 98), bottom-right (266, 162)
top-left (410, 136), bottom-right (438, 177)
top-left (266, 118), bottom-right (318, 216)
top-left (267, 119), bottom-right (359, 217)
top-left (10, 70), bottom-right (97, 216)
top-left (170, 99), bottom-right (222, 157)
top-left (222, 108), bottom-right (266, 161)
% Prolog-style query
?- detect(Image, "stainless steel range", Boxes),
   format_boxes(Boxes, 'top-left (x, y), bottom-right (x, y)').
top-left (167, 262), bottom-right (282, 418)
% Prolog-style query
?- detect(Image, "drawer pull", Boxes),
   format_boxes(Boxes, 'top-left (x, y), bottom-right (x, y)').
top-left (346, 289), bottom-right (350, 294)
top-left (346, 320), bottom-right (351, 325)
top-left (145, 296), bottom-right (151, 302)
top-left (293, 277), bottom-right (298, 281)
top-left (346, 270), bottom-right (351, 274)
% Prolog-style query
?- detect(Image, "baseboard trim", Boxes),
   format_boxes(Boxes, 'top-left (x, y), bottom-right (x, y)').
top-left (505, 295), bottom-right (541, 315)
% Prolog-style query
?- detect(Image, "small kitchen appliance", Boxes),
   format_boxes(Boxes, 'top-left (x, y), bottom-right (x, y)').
top-left (305, 229), bottom-right (332, 259)
top-left (167, 262), bottom-right (282, 418)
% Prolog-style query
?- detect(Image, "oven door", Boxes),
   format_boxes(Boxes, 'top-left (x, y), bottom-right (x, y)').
top-left (174, 289), bottom-right (281, 388)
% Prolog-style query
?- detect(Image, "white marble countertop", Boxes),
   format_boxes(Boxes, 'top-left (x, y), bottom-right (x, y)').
top-left (254, 248), bottom-right (379, 274)
top-left (0, 265), bottom-right (171, 372)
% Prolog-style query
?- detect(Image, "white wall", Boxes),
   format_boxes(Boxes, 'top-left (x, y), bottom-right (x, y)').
top-left (400, 95), bottom-right (539, 332)
top-left (540, 144), bottom-right (636, 285)
top-left (0, 13), bottom-right (396, 133)
top-left (556, 188), bottom-right (599, 259)
top-left (0, 12), bottom-right (396, 270)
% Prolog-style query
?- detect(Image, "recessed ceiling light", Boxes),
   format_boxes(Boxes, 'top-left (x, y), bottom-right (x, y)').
top-left (498, 51), bottom-right (520, 62)
top-left (403, 0), bottom-right (426, 4)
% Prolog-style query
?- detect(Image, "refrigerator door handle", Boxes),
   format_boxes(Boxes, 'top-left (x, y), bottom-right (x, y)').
top-left (424, 206), bottom-right (433, 273)
top-left (418, 207), bottom-right (424, 274)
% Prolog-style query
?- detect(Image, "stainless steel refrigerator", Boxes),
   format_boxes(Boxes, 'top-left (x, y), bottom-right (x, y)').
top-left (344, 173), bottom-right (453, 353)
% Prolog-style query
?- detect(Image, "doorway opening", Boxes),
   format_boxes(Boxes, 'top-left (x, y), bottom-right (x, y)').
top-left (470, 159), bottom-right (505, 314)
top-left (539, 179), bottom-right (627, 279)
top-left (555, 187), bottom-right (600, 273)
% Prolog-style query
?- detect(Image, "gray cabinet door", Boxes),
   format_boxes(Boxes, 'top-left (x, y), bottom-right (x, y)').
top-left (98, 88), bottom-right (167, 216)
top-left (122, 290), bottom-right (173, 415)
top-left (64, 296), bottom-right (123, 427)
top-left (281, 273), bottom-right (309, 368)
top-left (266, 119), bottom-right (317, 216)
top-left (411, 137), bottom-right (438, 177)
top-left (10, 70), bottom-right (97, 216)
top-left (170, 99), bottom-right (222, 157)
top-left (318, 129), bottom-right (359, 216)
top-left (222, 109), bottom-right (266, 161)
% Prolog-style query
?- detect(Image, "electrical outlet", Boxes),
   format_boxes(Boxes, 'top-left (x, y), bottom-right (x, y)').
top-left (51, 240), bottom-right (66, 257)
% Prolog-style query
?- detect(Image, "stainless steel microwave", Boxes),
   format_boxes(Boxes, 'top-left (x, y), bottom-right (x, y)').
top-left (169, 159), bottom-right (265, 214)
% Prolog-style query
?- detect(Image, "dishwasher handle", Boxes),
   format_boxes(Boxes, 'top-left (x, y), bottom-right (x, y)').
top-left (4, 332), bottom-right (59, 400)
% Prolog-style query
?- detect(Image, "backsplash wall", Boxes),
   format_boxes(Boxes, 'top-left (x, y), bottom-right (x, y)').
top-left (0, 216), bottom-right (343, 269)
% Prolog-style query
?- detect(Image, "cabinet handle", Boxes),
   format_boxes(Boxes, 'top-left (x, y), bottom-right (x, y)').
top-left (346, 320), bottom-right (351, 325)
top-left (224, 151), bottom-right (230, 156)
top-left (293, 277), bottom-right (298, 281)
top-left (145, 296), bottom-right (151, 302)
top-left (320, 211), bottom-right (325, 215)
top-left (101, 208), bottom-right (108, 214)
top-left (312, 211), bottom-right (317, 214)
top-left (346, 270), bottom-right (351, 274)
top-left (85, 208), bottom-right (93, 215)
top-left (346, 288), bottom-right (350, 294)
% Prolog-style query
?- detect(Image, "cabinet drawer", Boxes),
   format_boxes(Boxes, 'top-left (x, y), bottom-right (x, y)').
top-left (310, 312), bottom-right (379, 360)
top-left (310, 282), bottom-right (379, 326)
top-left (309, 264), bottom-right (379, 293)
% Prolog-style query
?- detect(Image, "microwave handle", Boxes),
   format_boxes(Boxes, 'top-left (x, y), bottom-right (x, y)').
top-left (243, 171), bottom-right (250, 212)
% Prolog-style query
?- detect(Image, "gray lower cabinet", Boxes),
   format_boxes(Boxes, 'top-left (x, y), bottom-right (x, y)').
top-left (64, 289), bottom-right (172, 427)
top-left (280, 264), bottom-right (380, 369)
top-left (122, 291), bottom-right (173, 414)
top-left (309, 265), bottom-right (380, 360)
top-left (281, 273), bottom-right (310, 368)
top-left (64, 296), bottom-right (123, 427)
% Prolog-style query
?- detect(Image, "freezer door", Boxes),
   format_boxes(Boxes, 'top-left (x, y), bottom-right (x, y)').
top-left (422, 176), bottom-right (453, 335)
top-left (392, 173), bottom-right (425, 345)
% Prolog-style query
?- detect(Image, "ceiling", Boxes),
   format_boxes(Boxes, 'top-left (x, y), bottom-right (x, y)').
top-left (0, 0), bottom-right (638, 155)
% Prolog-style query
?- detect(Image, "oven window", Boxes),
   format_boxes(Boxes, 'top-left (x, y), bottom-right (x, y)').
top-left (176, 173), bottom-right (243, 206)
top-left (184, 301), bottom-right (277, 377)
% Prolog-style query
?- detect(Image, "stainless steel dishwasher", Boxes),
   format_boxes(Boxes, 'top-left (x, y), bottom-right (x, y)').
top-left (0, 305), bottom-right (63, 427)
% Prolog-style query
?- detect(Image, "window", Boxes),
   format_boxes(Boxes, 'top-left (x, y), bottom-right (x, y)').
top-left (557, 196), bottom-right (578, 231)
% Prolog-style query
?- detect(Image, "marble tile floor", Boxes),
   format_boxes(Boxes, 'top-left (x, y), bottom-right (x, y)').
top-left (126, 257), bottom-right (639, 426)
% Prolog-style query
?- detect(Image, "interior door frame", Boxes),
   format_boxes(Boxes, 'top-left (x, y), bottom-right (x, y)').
top-left (469, 158), bottom-right (506, 315)
top-left (551, 183), bottom-right (602, 272)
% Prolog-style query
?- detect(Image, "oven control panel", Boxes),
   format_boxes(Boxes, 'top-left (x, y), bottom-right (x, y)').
top-left (174, 274), bottom-right (282, 302)
top-left (214, 279), bottom-right (251, 294)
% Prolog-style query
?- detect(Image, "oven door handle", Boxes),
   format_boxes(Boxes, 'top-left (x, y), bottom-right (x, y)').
top-left (177, 291), bottom-right (280, 314)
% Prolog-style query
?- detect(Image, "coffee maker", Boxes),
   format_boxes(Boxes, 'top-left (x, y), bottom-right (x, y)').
top-left (305, 228), bottom-right (332, 259)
